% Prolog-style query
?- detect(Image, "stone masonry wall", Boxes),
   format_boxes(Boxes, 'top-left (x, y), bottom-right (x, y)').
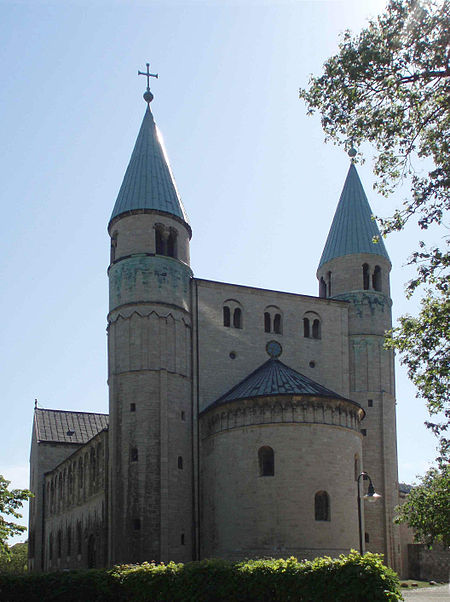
top-left (200, 394), bottom-right (364, 560)
top-left (42, 430), bottom-right (108, 571)
top-left (408, 544), bottom-right (450, 582)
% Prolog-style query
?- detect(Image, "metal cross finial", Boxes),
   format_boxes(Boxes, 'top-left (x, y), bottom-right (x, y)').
top-left (138, 62), bottom-right (158, 90)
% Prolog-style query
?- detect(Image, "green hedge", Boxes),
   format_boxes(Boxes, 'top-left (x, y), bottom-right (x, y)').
top-left (0, 551), bottom-right (402, 602)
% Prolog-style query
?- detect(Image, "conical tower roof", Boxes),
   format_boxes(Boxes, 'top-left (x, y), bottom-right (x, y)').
top-left (318, 163), bottom-right (390, 268)
top-left (203, 358), bottom-right (354, 413)
top-left (109, 106), bottom-right (189, 227)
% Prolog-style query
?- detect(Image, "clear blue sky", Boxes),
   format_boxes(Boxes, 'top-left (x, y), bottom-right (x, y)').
top-left (0, 0), bottom-right (441, 542)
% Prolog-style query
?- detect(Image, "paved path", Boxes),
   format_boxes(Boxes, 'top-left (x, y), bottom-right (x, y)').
top-left (402, 584), bottom-right (449, 601)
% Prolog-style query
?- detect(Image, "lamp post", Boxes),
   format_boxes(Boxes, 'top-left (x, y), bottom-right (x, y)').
top-left (356, 472), bottom-right (382, 554)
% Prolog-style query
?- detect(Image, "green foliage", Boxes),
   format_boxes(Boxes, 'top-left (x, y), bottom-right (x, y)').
top-left (0, 552), bottom-right (402, 601)
top-left (0, 543), bottom-right (28, 575)
top-left (0, 475), bottom-right (32, 557)
top-left (299, 0), bottom-right (450, 459)
top-left (299, 0), bottom-right (449, 232)
top-left (385, 290), bottom-right (449, 460)
top-left (395, 464), bottom-right (450, 546)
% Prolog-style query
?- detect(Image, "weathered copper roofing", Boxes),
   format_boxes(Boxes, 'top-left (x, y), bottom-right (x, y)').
top-left (109, 107), bottom-right (189, 225)
top-left (318, 163), bottom-right (390, 268)
top-left (205, 358), bottom-right (348, 411)
top-left (34, 408), bottom-right (108, 444)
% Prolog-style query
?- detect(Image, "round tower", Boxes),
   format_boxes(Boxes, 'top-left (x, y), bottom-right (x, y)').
top-left (317, 161), bottom-right (401, 572)
top-left (107, 75), bottom-right (193, 564)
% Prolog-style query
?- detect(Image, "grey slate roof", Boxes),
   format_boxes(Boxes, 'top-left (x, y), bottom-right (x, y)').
top-left (34, 408), bottom-right (108, 444)
top-left (110, 107), bottom-right (189, 225)
top-left (205, 358), bottom-right (347, 411)
top-left (318, 163), bottom-right (390, 268)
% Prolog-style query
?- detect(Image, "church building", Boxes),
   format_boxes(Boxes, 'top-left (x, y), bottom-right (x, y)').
top-left (28, 71), bottom-right (401, 574)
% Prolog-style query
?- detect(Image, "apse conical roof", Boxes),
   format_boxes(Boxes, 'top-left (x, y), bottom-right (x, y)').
top-left (110, 106), bottom-right (189, 226)
top-left (204, 358), bottom-right (349, 412)
top-left (318, 163), bottom-right (390, 268)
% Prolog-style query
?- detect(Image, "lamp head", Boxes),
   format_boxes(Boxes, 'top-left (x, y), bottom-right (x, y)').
top-left (364, 482), bottom-right (382, 503)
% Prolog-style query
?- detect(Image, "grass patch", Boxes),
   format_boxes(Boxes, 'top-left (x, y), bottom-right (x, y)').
top-left (400, 580), bottom-right (443, 589)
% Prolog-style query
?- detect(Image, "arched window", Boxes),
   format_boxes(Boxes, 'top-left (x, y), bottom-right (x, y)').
top-left (304, 312), bottom-right (321, 339)
top-left (67, 526), bottom-right (72, 557)
top-left (365, 532), bottom-right (370, 543)
top-left (319, 277), bottom-right (327, 298)
top-left (90, 448), bottom-right (96, 485)
top-left (327, 271), bottom-right (332, 297)
top-left (87, 535), bottom-right (96, 569)
top-left (303, 317), bottom-right (310, 338)
top-left (78, 458), bottom-right (84, 489)
top-left (312, 319), bottom-right (321, 339)
top-left (68, 466), bottom-right (73, 496)
top-left (58, 472), bottom-right (63, 508)
top-left (96, 444), bottom-right (102, 483)
top-left (223, 300), bottom-right (243, 329)
top-left (372, 265), bottom-right (382, 291)
top-left (57, 530), bottom-right (62, 559)
top-left (233, 307), bottom-right (242, 329)
top-left (263, 306), bottom-right (282, 334)
top-left (155, 226), bottom-right (165, 255)
top-left (50, 481), bottom-right (54, 513)
top-left (77, 522), bottom-right (82, 555)
top-left (315, 491), bottom-right (330, 521)
top-left (258, 446), bottom-right (274, 477)
top-left (130, 447), bottom-right (138, 462)
top-left (110, 231), bottom-right (118, 263)
top-left (354, 455), bottom-right (360, 481)
top-left (167, 229), bottom-right (177, 258)
top-left (363, 264), bottom-right (370, 290)
top-left (273, 313), bottom-right (282, 334)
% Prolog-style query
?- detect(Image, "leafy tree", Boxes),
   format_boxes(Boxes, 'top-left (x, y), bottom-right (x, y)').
top-left (299, 0), bottom-right (449, 457)
top-left (0, 542), bottom-right (28, 574)
top-left (0, 475), bottom-right (32, 557)
top-left (395, 465), bottom-right (450, 546)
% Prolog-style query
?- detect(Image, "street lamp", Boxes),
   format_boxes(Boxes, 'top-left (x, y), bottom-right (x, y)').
top-left (356, 472), bottom-right (382, 554)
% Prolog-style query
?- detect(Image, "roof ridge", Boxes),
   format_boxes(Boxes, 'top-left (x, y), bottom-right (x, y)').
top-left (35, 407), bottom-right (108, 416)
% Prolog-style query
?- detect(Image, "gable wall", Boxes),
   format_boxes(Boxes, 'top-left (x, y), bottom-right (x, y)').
top-left (194, 279), bottom-right (350, 411)
top-left (29, 428), bottom-right (81, 572)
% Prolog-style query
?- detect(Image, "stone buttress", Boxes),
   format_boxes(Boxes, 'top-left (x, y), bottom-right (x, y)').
top-left (107, 91), bottom-right (194, 564)
top-left (317, 161), bottom-right (401, 572)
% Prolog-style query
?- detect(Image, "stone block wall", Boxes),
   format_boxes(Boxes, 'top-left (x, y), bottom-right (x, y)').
top-left (408, 544), bottom-right (450, 582)
top-left (42, 430), bottom-right (108, 571)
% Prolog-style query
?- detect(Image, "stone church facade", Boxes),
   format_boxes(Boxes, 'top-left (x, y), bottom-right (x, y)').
top-left (28, 80), bottom-right (402, 574)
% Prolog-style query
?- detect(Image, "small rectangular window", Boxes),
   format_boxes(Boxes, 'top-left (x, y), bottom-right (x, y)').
top-left (181, 533), bottom-right (185, 545)
top-left (132, 519), bottom-right (141, 531)
top-left (181, 411), bottom-right (185, 421)
top-left (368, 399), bottom-right (373, 407)
top-left (361, 429), bottom-right (367, 436)
top-left (130, 403), bottom-right (136, 412)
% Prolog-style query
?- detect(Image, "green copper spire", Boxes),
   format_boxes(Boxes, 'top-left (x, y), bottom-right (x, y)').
top-left (318, 162), bottom-right (390, 268)
top-left (110, 79), bottom-right (189, 226)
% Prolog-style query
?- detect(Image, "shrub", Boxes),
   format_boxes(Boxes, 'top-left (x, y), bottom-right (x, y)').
top-left (0, 551), bottom-right (402, 602)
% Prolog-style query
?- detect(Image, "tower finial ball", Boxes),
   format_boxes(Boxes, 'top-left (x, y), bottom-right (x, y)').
top-left (143, 90), bottom-right (154, 104)
top-left (348, 147), bottom-right (357, 158)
